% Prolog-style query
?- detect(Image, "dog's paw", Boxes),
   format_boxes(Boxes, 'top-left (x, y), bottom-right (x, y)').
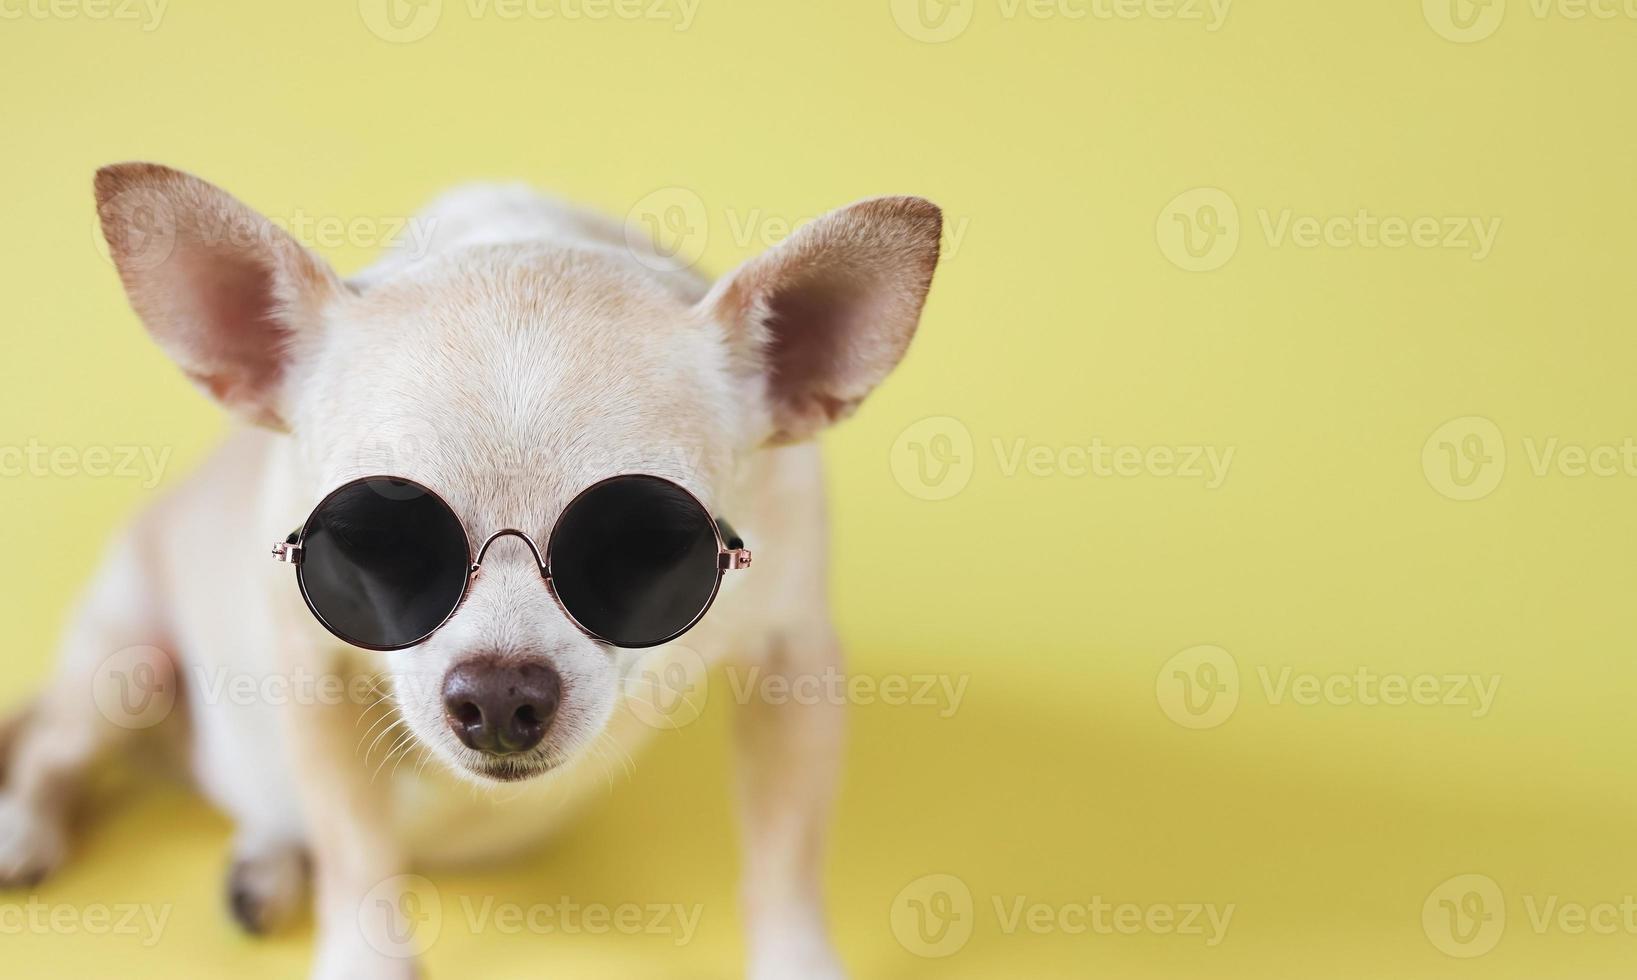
top-left (749, 954), bottom-right (846, 980)
top-left (228, 842), bottom-right (310, 936)
top-left (311, 938), bottom-right (422, 980)
top-left (0, 794), bottom-right (68, 889)
top-left (749, 933), bottom-right (847, 980)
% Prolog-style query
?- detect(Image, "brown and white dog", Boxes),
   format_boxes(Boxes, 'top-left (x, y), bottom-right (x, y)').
top-left (0, 164), bottom-right (941, 979)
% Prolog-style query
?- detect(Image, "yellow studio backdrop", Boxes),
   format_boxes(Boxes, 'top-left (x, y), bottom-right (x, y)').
top-left (2, 1), bottom-right (1635, 976)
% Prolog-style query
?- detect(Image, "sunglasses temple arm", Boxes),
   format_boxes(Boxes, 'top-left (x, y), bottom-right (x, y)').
top-left (715, 517), bottom-right (753, 571)
top-left (715, 517), bottom-right (744, 550)
top-left (271, 527), bottom-right (303, 564)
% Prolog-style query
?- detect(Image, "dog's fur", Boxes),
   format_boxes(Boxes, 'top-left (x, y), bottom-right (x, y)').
top-left (0, 165), bottom-right (940, 979)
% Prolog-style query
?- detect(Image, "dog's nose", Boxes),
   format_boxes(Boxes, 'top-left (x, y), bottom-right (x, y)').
top-left (441, 658), bottom-right (562, 755)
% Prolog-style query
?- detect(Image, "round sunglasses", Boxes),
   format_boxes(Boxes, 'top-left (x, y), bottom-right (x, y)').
top-left (271, 474), bottom-right (752, 651)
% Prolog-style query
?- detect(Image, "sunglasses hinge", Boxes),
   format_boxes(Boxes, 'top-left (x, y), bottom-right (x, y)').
top-left (271, 540), bottom-right (303, 564)
top-left (721, 548), bottom-right (753, 571)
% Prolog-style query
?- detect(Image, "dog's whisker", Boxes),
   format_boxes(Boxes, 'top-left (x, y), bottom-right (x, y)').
top-left (596, 742), bottom-right (623, 793)
top-left (595, 728), bottom-right (636, 781)
top-left (351, 683), bottom-right (391, 717)
top-left (388, 737), bottom-right (423, 783)
top-left (411, 742), bottom-right (439, 781)
top-left (367, 728), bottom-right (409, 778)
top-left (584, 731), bottom-right (631, 792)
top-left (624, 686), bottom-right (704, 731)
top-left (355, 695), bottom-right (387, 722)
top-left (362, 717), bottom-right (406, 768)
top-left (371, 729), bottom-right (417, 785)
top-left (377, 740), bottom-right (416, 787)
top-left (354, 699), bottom-right (401, 753)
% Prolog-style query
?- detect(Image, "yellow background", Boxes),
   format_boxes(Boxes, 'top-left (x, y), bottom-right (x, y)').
top-left (3, 0), bottom-right (1636, 976)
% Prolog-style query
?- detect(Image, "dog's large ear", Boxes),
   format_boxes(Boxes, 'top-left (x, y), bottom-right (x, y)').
top-left (95, 163), bottom-right (343, 430)
top-left (699, 196), bottom-right (942, 446)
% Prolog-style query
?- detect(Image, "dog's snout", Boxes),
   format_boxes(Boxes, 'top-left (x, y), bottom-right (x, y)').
top-left (441, 657), bottom-right (562, 756)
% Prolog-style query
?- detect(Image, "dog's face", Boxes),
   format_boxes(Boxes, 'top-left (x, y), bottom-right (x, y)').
top-left (95, 164), bottom-right (941, 783)
top-left (294, 246), bottom-right (736, 783)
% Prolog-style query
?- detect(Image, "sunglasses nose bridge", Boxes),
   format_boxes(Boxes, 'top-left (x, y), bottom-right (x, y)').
top-left (472, 528), bottom-right (549, 575)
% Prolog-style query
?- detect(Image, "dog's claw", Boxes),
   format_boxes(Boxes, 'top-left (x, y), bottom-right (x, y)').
top-left (0, 794), bottom-right (68, 890)
top-left (226, 844), bottom-right (310, 936)
top-left (229, 879), bottom-right (268, 935)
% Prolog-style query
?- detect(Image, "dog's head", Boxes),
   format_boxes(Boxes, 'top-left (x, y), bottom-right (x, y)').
top-left (95, 164), bottom-right (940, 783)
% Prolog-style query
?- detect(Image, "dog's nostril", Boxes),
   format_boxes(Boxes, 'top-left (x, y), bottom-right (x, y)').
top-left (441, 657), bottom-right (562, 757)
top-left (507, 704), bottom-right (546, 750)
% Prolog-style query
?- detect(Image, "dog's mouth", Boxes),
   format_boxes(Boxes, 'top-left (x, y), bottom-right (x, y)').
top-left (463, 754), bottom-right (560, 783)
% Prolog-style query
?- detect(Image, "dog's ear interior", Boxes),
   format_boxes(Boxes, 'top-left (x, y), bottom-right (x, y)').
top-left (699, 196), bottom-right (942, 445)
top-left (95, 163), bottom-right (343, 430)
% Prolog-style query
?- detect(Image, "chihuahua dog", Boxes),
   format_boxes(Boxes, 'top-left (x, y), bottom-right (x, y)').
top-left (0, 164), bottom-right (941, 979)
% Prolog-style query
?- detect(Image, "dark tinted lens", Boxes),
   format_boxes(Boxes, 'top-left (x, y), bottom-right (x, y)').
top-left (549, 476), bottom-right (721, 648)
top-left (297, 478), bottom-right (470, 650)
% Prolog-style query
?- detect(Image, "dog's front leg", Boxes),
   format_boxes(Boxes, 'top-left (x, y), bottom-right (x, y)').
top-left (733, 633), bottom-right (847, 980)
top-left (282, 692), bottom-right (420, 980)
